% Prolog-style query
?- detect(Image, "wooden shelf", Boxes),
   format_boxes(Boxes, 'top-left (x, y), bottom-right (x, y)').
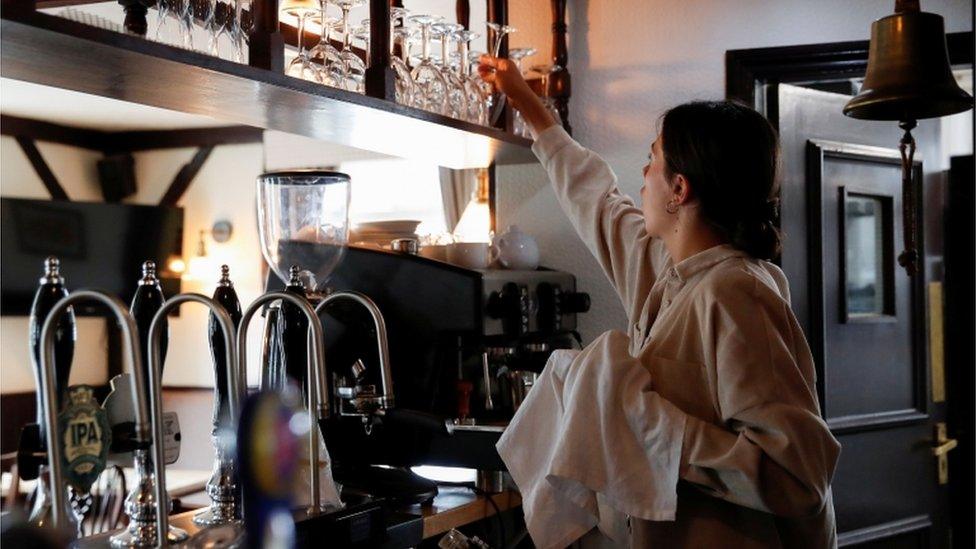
top-left (0, 10), bottom-right (536, 169)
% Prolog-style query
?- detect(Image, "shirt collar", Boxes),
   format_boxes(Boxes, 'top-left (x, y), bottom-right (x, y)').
top-left (668, 244), bottom-right (747, 282)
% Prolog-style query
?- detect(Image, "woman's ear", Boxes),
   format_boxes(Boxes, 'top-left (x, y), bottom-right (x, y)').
top-left (671, 173), bottom-right (694, 206)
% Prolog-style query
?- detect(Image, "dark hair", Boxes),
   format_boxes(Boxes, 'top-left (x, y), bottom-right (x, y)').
top-left (660, 100), bottom-right (782, 260)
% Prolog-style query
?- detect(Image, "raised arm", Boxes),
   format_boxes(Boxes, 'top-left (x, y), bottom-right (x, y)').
top-left (480, 55), bottom-right (668, 317)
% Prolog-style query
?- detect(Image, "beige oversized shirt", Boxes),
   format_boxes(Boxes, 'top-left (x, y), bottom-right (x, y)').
top-left (532, 125), bottom-right (841, 548)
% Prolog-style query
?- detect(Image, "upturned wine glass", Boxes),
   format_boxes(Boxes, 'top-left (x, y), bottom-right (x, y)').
top-left (507, 47), bottom-right (536, 136)
top-left (283, 0), bottom-right (324, 83)
top-left (484, 22), bottom-right (516, 125)
top-left (153, 0), bottom-right (181, 45)
top-left (432, 23), bottom-right (468, 120)
top-left (308, 10), bottom-right (343, 86)
top-left (390, 8), bottom-right (416, 105)
top-left (178, 0), bottom-right (195, 49)
top-left (456, 31), bottom-right (487, 124)
top-left (234, 0), bottom-right (252, 63)
top-left (407, 14), bottom-right (449, 114)
top-left (531, 63), bottom-right (565, 126)
top-left (331, 0), bottom-right (366, 93)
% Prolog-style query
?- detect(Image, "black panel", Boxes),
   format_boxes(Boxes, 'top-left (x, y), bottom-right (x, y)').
top-left (0, 198), bottom-right (184, 316)
top-left (832, 425), bottom-right (936, 534)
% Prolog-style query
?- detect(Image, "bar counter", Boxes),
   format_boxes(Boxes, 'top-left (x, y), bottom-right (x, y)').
top-left (73, 486), bottom-right (521, 547)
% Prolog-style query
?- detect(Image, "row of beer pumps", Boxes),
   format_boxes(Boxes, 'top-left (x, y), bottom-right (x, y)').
top-left (18, 170), bottom-right (414, 547)
top-left (21, 252), bottom-right (405, 547)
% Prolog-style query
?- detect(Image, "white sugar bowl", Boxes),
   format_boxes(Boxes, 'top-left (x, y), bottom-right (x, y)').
top-left (492, 225), bottom-right (540, 270)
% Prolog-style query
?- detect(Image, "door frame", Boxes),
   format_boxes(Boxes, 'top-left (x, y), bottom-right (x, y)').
top-left (725, 31), bottom-right (974, 548)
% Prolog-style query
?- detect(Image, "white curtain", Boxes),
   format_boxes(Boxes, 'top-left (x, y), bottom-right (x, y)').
top-left (439, 167), bottom-right (478, 232)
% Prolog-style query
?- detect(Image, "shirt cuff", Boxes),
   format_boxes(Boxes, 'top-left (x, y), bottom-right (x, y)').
top-left (531, 124), bottom-right (576, 168)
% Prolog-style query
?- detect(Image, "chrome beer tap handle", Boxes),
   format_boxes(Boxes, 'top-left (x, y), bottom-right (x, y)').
top-left (239, 291), bottom-right (330, 514)
top-left (144, 294), bottom-right (242, 538)
top-left (39, 291), bottom-right (149, 535)
top-left (315, 291), bottom-right (395, 412)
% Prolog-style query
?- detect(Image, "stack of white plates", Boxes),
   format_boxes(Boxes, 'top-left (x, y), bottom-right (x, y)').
top-left (350, 220), bottom-right (422, 248)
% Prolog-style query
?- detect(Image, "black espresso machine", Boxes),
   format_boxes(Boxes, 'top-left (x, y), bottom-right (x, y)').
top-left (265, 244), bottom-right (590, 495)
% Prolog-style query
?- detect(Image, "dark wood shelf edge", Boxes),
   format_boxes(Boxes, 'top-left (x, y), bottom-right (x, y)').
top-left (0, 10), bottom-right (536, 168)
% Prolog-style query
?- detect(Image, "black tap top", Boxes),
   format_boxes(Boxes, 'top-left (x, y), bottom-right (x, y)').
top-left (28, 256), bottom-right (76, 441)
top-left (130, 260), bottom-right (167, 397)
top-left (210, 265), bottom-right (243, 429)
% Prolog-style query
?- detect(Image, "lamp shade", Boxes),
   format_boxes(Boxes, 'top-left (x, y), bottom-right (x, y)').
top-left (843, 1), bottom-right (973, 121)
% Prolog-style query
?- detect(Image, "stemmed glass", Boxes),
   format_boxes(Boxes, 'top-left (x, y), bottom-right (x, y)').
top-left (485, 22), bottom-right (516, 124)
top-left (408, 14), bottom-right (449, 114)
top-left (283, 0), bottom-right (324, 83)
top-left (153, 0), bottom-right (181, 45)
top-left (332, 0), bottom-right (366, 93)
top-left (178, 0), bottom-right (195, 49)
top-left (456, 31), bottom-right (487, 124)
top-left (432, 23), bottom-right (468, 120)
top-left (308, 7), bottom-right (343, 86)
top-left (507, 47), bottom-right (536, 136)
top-left (233, 0), bottom-right (252, 63)
top-left (389, 8), bottom-right (416, 105)
top-left (531, 63), bottom-right (565, 126)
top-left (205, 0), bottom-right (229, 57)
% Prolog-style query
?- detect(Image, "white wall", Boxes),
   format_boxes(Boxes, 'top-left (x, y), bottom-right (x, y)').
top-left (499, 0), bottom-right (974, 342)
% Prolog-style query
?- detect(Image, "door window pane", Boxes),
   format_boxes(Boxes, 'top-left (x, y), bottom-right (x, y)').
top-left (845, 194), bottom-right (887, 316)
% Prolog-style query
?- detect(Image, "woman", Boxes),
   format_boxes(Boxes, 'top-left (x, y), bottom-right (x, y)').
top-left (480, 56), bottom-right (841, 548)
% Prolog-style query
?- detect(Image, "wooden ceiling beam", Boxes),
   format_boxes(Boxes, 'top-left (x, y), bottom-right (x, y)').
top-left (1, 114), bottom-right (263, 153)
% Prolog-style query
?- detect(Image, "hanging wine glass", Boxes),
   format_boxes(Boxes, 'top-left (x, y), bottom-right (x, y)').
top-left (283, 0), bottom-right (324, 83)
top-left (408, 14), bottom-right (450, 115)
top-left (531, 63), bottom-right (565, 126)
top-left (331, 0), bottom-right (366, 93)
top-left (486, 21), bottom-right (516, 57)
top-left (153, 0), bottom-right (180, 44)
top-left (308, 8), bottom-right (343, 86)
top-left (432, 23), bottom-right (468, 120)
top-left (507, 47), bottom-right (536, 137)
top-left (205, 0), bottom-right (225, 57)
top-left (234, 0), bottom-right (252, 63)
top-left (178, 0), bottom-right (195, 49)
top-left (468, 50), bottom-right (492, 125)
top-left (389, 8), bottom-right (416, 106)
top-left (485, 22), bottom-right (516, 125)
top-left (456, 31), bottom-right (487, 124)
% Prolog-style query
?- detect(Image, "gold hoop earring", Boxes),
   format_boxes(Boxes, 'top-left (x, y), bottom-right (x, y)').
top-left (665, 200), bottom-right (679, 214)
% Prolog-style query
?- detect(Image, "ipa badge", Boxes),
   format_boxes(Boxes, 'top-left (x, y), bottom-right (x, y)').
top-left (59, 385), bottom-right (111, 492)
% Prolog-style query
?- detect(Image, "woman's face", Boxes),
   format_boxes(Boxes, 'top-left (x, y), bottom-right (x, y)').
top-left (640, 137), bottom-right (676, 237)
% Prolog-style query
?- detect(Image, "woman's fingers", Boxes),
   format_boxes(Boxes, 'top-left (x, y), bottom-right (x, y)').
top-left (478, 64), bottom-right (496, 83)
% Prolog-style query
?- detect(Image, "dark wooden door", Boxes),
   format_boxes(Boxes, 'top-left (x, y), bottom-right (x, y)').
top-left (778, 83), bottom-right (952, 548)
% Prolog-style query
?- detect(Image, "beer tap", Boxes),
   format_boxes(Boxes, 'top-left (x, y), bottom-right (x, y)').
top-left (36, 291), bottom-right (148, 534)
top-left (22, 257), bottom-right (76, 528)
top-left (109, 261), bottom-right (189, 547)
top-left (238, 291), bottom-right (331, 514)
top-left (193, 266), bottom-right (244, 527)
top-left (146, 293), bottom-right (242, 542)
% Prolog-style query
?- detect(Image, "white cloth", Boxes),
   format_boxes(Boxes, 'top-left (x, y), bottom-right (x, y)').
top-left (497, 331), bottom-right (688, 549)
top-left (294, 435), bottom-right (344, 511)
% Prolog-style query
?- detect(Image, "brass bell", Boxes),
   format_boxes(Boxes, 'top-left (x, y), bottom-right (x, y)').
top-left (844, 0), bottom-right (973, 121)
top-left (843, 0), bottom-right (972, 277)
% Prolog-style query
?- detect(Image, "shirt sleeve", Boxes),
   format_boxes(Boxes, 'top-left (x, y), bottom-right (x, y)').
top-left (676, 271), bottom-right (841, 518)
top-left (532, 125), bottom-right (668, 320)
